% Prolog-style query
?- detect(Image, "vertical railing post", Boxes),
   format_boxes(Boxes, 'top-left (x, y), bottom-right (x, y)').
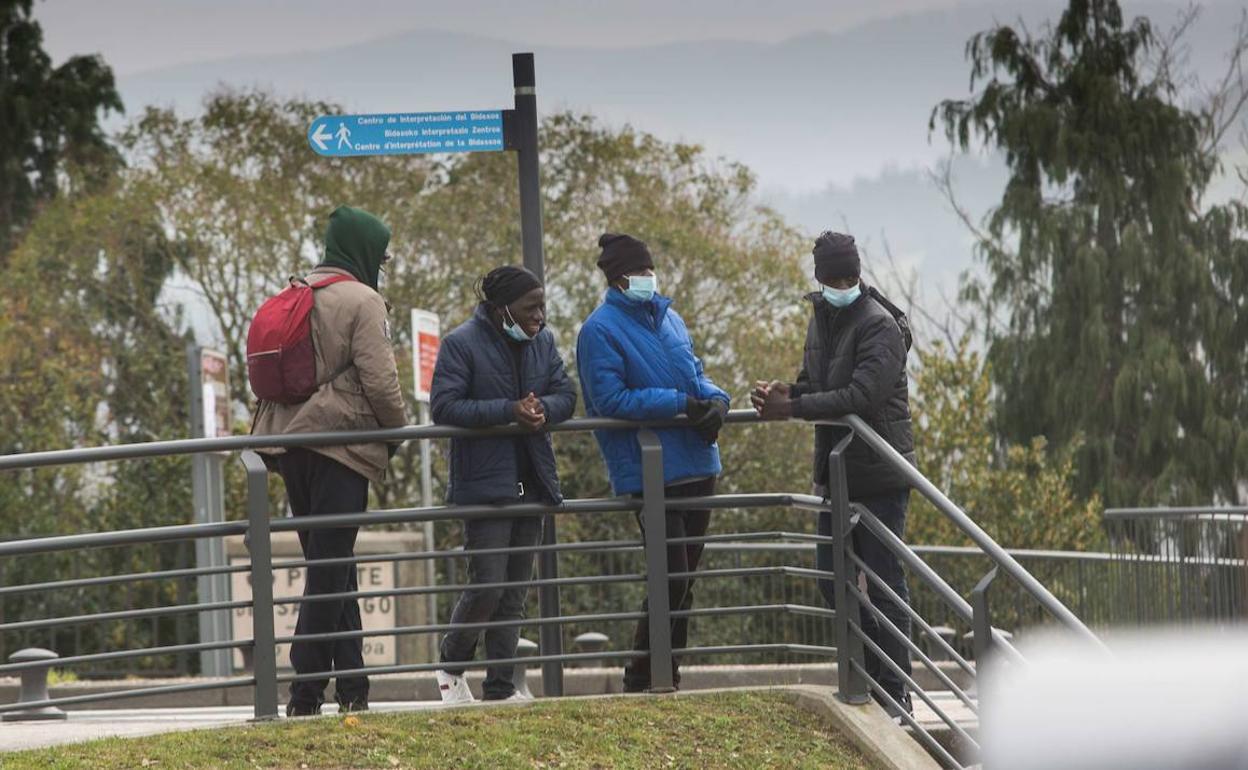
top-left (240, 451), bottom-right (279, 721)
top-left (971, 564), bottom-right (999, 769)
top-left (638, 429), bottom-right (675, 692)
top-left (970, 567), bottom-right (999, 664)
top-left (829, 442), bottom-right (869, 705)
top-left (537, 517), bottom-right (564, 697)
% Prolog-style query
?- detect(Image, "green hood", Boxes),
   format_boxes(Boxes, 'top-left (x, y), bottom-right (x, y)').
top-left (320, 206), bottom-right (391, 290)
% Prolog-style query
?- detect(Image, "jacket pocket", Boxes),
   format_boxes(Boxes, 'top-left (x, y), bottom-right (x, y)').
top-left (332, 377), bottom-right (380, 427)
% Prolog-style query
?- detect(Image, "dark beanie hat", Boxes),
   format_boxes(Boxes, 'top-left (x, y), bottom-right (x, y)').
top-left (812, 231), bottom-right (860, 282)
top-left (596, 233), bottom-right (654, 282)
top-left (480, 265), bottom-right (542, 307)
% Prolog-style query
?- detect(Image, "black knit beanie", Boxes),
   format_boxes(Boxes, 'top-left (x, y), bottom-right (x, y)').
top-left (812, 231), bottom-right (860, 282)
top-left (596, 233), bottom-right (654, 282)
top-left (480, 265), bottom-right (542, 307)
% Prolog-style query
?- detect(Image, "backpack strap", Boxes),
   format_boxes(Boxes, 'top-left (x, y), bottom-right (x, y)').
top-left (867, 286), bottom-right (914, 352)
top-left (305, 272), bottom-right (359, 385)
top-left (310, 273), bottom-right (357, 290)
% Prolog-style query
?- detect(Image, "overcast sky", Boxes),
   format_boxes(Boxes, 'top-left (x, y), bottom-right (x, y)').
top-left (40, 0), bottom-right (994, 74)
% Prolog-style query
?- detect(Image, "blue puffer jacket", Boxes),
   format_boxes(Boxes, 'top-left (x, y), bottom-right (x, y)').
top-left (431, 304), bottom-right (577, 505)
top-left (576, 289), bottom-right (730, 495)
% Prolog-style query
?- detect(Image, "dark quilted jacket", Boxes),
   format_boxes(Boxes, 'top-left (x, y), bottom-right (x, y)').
top-left (790, 286), bottom-right (916, 499)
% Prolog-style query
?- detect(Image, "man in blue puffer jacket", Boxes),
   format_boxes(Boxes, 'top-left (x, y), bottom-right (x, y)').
top-left (431, 265), bottom-right (577, 704)
top-left (577, 232), bottom-right (730, 692)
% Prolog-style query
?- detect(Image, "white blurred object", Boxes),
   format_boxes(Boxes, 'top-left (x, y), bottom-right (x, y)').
top-left (982, 628), bottom-right (1248, 769)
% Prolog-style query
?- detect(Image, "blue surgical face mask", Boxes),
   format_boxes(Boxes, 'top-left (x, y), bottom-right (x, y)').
top-left (623, 274), bottom-right (657, 303)
top-left (821, 281), bottom-right (861, 308)
top-left (502, 306), bottom-right (533, 342)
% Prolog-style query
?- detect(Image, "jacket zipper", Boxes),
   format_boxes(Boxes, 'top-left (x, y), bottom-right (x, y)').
top-left (638, 302), bottom-right (686, 394)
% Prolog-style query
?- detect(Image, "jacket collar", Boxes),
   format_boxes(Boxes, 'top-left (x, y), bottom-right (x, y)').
top-left (604, 287), bottom-right (672, 326)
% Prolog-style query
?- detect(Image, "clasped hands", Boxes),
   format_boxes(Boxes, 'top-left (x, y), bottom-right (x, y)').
top-left (750, 380), bottom-right (794, 420)
top-left (513, 392), bottom-right (546, 431)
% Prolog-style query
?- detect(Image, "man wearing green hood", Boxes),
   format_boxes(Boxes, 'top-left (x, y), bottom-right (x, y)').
top-left (252, 205), bottom-right (408, 717)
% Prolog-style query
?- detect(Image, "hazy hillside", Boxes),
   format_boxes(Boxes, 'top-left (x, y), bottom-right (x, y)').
top-left (116, 0), bottom-right (1246, 302)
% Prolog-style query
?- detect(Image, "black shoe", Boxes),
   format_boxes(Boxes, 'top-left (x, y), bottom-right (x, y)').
top-left (285, 701), bottom-right (323, 717)
top-left (876, 692), bottom-right (913, 724)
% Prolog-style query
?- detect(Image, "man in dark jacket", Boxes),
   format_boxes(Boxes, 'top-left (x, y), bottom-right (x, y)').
top-left (577, 232), bottom-right (730, 692)
top-left (430, 265), bottom-right (577, 704)
top-left (751, 231), bottom-right (916, 717)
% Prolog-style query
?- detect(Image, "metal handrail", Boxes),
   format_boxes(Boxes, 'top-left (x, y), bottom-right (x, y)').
top-left (0, 413), bottom-right (760, 472)
top-left (1104, 506), bottom-right (1248, 520)
top-left (845, 414), bottom-right (1107, 651)
top-left (0, 410), bottom-right (1107, 768)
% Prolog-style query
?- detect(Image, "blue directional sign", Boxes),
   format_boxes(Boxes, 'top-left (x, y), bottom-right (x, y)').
top-left (307, 110), bottom-right (505, 157)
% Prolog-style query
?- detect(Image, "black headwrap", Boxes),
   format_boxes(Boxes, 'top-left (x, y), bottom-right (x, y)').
top-left (812, 231), bottom-right (860, 282)
top-left (596, 233), bottom-right (654, 282)
top-left (480, 265), bottom-right (542, 307)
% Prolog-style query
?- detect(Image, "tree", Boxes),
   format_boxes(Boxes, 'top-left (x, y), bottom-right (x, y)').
top-left (908, 337), bottom-right (1103, 552)
top-left (0, 177), bottom-right (193, 670)
top-left (0, 0), bottom-right (123, 258)
top-left (933, 0), bottom-right (1248, 507)
top-left (120, 91), bottom-right (433, 408)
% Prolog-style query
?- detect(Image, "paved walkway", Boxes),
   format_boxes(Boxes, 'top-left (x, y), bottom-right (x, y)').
top-left (0, 701), bottom-right (445, 753)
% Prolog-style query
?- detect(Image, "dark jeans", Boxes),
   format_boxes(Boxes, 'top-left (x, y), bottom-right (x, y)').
top-left (624, 476), bottom-right (717, 692)
top-left (439, 503), bottom-right (544, 700)
top-left (817, 490), bottom-right (913, 705)
top-left (276, 448), bottom-right (370, 710)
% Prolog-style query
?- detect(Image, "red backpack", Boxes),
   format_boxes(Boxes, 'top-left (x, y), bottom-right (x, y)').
top-left (246, 274), bottom-right (355, 404)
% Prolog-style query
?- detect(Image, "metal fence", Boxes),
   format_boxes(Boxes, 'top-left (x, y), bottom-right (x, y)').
top-left (0, 412), bottom-right (1105, 769)
top-left (1102, 507), bottom-right (1247, 625)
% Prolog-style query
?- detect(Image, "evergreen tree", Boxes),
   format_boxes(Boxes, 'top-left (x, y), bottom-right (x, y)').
top-left (933, 0), bottom-right (1248, 506)
top-left (0, 0), bottom-right (123, 258)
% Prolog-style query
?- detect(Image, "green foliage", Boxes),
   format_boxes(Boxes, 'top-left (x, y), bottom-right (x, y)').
top-left (0, 0), bottom-right (123, 258)
top-left (0, 175), bottom-right (194, 671)
top-left (933, 0), bottom-right (1248, 507)
top-left (908, 336), bottom-right (1103, 551)
top-left (119, 91), bottom-right (434, 408)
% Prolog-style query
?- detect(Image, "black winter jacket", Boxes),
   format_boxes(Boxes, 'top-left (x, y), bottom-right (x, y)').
top-left (790, 287), bottom-right (916, 499)
top-left (430, 304), bottom-right (577, 505)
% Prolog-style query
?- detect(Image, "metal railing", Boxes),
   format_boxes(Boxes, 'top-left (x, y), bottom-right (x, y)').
top-left (1102, 507), bottom-right (1248, 625)
top-left (0, 411), bottom-right (1103, 769)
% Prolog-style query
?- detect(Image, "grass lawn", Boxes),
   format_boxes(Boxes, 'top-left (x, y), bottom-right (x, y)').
top-left (1, 691), bottom-right (877, 770)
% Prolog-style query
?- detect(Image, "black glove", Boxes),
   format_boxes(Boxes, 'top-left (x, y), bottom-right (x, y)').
top-left (693, 399), bottom-right (729, 444)
top-left (685, 397), bottom-right (714, 424)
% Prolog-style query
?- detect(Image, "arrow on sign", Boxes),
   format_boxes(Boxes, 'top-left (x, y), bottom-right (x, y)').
top-left (311, 123), bottom-right (332, 152)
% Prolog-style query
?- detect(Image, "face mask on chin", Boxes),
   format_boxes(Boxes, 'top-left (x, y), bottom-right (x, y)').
top-left (502, 306), bottom-right (533, 341)
top-left (821, 281), bottom-right (861, 308)
top-left (623, 274), bottom-right (657, 303)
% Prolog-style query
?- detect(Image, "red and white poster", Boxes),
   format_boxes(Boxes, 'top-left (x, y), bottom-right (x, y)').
top-left (200, 348), bottom-right (231, 438)
top-left (410, 309), bottom-right (440, 404)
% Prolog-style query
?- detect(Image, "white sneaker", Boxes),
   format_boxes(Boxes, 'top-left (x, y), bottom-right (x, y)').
top-left (502, 689), bottom-right (533, 702)
top-left (436, 670), bottom-right (475, 705)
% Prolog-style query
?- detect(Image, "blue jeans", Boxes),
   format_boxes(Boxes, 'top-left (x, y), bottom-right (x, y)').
top-left (817, 490), bottom-right (913, 704)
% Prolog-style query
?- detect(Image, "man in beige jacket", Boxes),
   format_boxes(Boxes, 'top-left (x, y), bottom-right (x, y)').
top-left (252, 205), bottom-right (408, 716)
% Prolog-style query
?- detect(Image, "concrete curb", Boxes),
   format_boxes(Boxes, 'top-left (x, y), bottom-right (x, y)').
top-left (776, 685), bottom-right (942, 770)
top-left (0, 662), bottom-right (971, 710)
